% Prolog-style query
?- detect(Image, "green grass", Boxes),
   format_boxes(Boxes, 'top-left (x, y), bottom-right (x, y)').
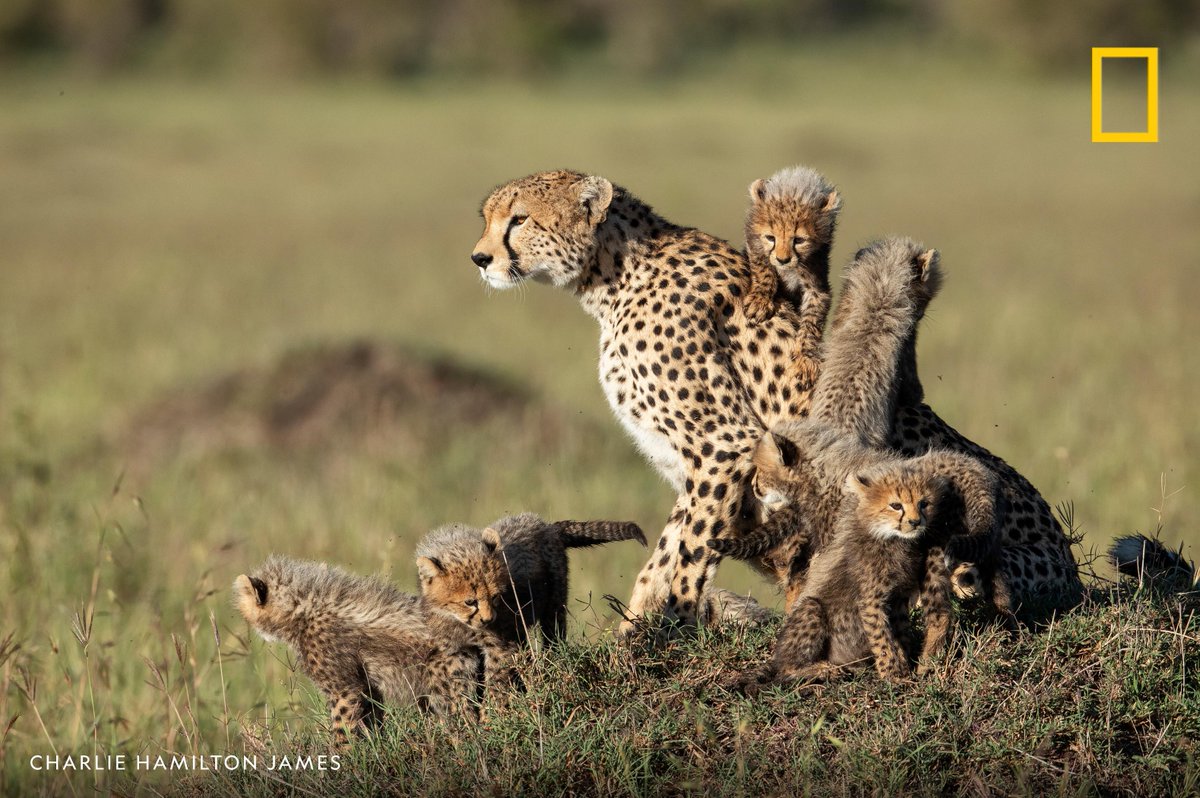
top-left (144, 587), bottom-right (1200, 796)
top-left (0, 39), bottom-right (1198, 794)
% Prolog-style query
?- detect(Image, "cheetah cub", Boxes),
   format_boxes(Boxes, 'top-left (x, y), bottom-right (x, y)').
top-left (708, 237), bottom-right (951, 605)
top-left (417, 513), bottom-right (646, 645)
top-left (717, 425), bottom-right (1013, 624)
top-left (233, 556), bottom-right (493, 740)
top-left (742, 166), bottom-right (843, 388)
top-left (752, 464), bottom-right (955, 689)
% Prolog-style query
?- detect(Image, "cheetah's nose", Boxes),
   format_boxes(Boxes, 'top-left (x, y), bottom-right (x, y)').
top-left (472, 252), bottom-right (493, 269)
top-left (775, 256), bottom-right (792, 265)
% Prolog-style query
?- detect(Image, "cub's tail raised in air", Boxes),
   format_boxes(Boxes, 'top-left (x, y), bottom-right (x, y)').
top-left (555, 520), bottom-right (647, 549)
top-left (1108, 534), bottom-right (1195, 589)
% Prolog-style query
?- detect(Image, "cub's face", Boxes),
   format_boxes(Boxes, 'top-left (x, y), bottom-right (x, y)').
top-left (745, 188), bottom-right (840, 276)
top-left (472, 170), bottom-right (613, 290)
top-left (747, 431), bottom-right (803, 525)
top-left (750, 465), bottom-right (791, 520)
top-left (417, 556), bottom-right (509, 630)
top-left (846, 471), bottom-right (946, 541)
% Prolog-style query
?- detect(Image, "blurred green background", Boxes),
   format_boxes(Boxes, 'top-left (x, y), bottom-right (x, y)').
top-left (1, 0), bottom-right (1198, 785)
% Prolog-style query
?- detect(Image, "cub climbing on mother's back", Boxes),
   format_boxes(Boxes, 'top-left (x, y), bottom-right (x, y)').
top-left (741, 165), bottom-right (843, 389)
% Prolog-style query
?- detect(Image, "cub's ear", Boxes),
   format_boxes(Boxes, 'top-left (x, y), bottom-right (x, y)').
top-left (416, 556), bottom-right (445, 584)
top-left (774, 433), bottom-right (800, 468)
top-left (748, 178), bottom-right (768, 203)
top-left (249, 576), bottom-right (269, 605)
top-left (234, 574), bottom-right (267, 606)
top-left (481, 527), bottom-right (502, 553)
top-left (844, 473), bottom-right (873, 497)
top-left (578, 176), bottom-right (614, 226)
top-left (822, 189), bottom-right (842, 214)
top-left (753, 432), bottom-right (799, 469)
top-left (915, 248), bottom-right (940, 282)
top-left (753, 432), bottom-right (782, 468)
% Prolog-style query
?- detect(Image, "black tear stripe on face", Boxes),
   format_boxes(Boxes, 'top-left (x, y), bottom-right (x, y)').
top-left (502, 217), bottom-right (521, 272)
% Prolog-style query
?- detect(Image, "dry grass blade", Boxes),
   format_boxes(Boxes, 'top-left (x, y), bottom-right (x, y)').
top-left (70, 606), bottom-right (94, 649)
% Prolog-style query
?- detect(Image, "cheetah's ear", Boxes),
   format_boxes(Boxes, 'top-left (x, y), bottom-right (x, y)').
top-left (845, 473), bottom-right (873, 498)
top-left (481, 527), bottom-right (502, 553)
top-left (774, 433), bottom-right (800, 468)
top-left (753, 433), bottom-right (782, 468)
top-left (416, 556), bottom-right (445, 584)
top-left (915, 249), bottom-right (940, 282)
top-left (748, 178), bottom-right (768, 203)
top-left (578, 176), bottom-right (613, 226)
top-left (232, 573), bottom-right (268, 604)
top-left (754, 432), bottom-right (799, 470)
top-left (822, 190), bottom-right (842, 215)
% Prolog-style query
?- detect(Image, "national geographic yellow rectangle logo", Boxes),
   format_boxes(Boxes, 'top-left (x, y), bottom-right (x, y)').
top-left (1091, 47), bottom-right (1158, 143)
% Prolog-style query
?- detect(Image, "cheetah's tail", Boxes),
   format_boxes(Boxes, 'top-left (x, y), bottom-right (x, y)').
top-left (1108, 534), bottom-right (1195, 589)
top-left (555, 520), bottom-right (647, 549)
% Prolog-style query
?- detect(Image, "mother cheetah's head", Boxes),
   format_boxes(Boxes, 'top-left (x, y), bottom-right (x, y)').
top-left (472, 170), bottom-right (613, 290)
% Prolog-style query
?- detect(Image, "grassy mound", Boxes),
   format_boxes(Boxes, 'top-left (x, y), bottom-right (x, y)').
top-left (157, 585), bottom-right (1200, 798)
top-left (120, 340), bottom-right (531, 468)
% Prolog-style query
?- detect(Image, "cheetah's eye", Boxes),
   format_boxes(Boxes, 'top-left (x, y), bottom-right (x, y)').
top-left (888, 502), bottom-right (903, 511)
top-left (464, 598), bottom-right (478, 609)
top-left (917, 500), bottom-right (929, 510)
top-left (763, 234), bottom-right (775, 246)
top-left (793, 236), bottom-right (806, 247)
top-left (512, 215), bottom-right (528, 226)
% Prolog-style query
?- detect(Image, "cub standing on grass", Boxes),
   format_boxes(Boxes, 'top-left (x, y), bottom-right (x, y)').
top-left (752, 464), bottom-right (954, 688)
top-left (234, 556), bottom-right (504, 739)
top-left (417, 513), bottom-right (646, 644)
top-left (739, 454), bottom-right (1006, 690)
top-left (741, 166), bottom-right (842, 390)
top-left (716, 423), bottom-right (1009, 620)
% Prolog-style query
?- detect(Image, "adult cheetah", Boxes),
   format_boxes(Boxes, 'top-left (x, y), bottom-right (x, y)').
top-left (472, 170), bottom-right (809, 630)
top-left (470, 170), bottom-right (1080, 631)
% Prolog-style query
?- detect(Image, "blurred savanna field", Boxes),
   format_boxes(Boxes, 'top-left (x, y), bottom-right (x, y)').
top-left (1, 1), bottom-right (1199, 793)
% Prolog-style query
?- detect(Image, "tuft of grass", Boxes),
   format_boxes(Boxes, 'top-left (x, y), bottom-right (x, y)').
top-left (141, 585), bottom-right (1200, 797)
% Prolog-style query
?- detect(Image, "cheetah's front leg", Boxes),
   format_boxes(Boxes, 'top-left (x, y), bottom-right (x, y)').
top-left (858, 590), bottom-right (911, 682)
top-left (323, 675), bottom-right (379, 743)
top-left (915, 548), bottom-right (953, 676)
top-left (620, 494), bottom-right (688, 636)
top-left (743, 259), bottom-right (780, 325)
top-left (664, 458), bottom-right (752, 629)
top-left (788, 267), bottom-right (830, 391)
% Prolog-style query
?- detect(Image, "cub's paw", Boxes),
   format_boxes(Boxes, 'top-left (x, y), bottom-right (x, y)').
top-left (791, 354), bottom-right (821, 390)
top-left (730, 665), bottom-right (776, 697)
top-left (743, 298), bottom-right (775, 325)
top-left (706, 537), bottom-right (733, 554)
top-left (949, 562), bottom-right (984, 601)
